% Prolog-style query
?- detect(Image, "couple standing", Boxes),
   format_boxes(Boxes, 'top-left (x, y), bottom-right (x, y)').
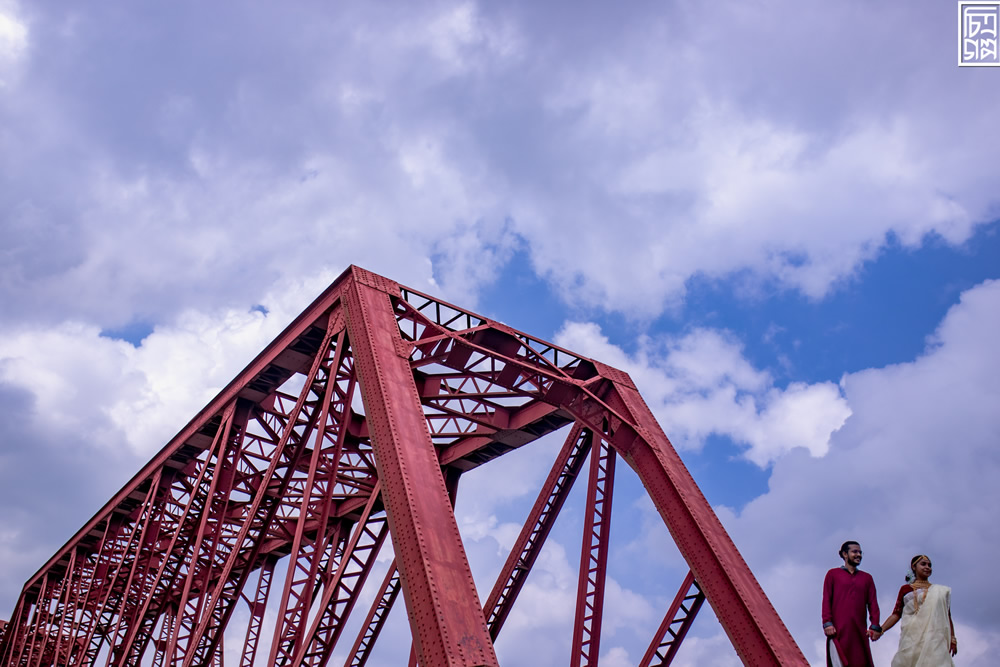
top-left (821, 541), bottom-right (958, 667)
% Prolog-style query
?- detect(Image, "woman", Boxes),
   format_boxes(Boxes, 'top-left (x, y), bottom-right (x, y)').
top-left (879, 555), bottom-right (957, 666)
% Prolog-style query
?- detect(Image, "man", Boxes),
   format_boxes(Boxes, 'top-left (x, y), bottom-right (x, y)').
top-left (822, 541), bottom-right (881, 667)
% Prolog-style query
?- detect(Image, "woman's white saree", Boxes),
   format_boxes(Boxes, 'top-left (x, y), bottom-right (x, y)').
top-left (890, 585), bottom-right (954, 667)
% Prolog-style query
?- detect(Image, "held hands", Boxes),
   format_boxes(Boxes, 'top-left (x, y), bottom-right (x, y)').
top-left (867, 629), bottom-right (882, 641)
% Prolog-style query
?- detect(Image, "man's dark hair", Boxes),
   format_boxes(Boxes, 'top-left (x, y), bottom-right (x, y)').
top-left (839, 541), bottom-right (860, 558)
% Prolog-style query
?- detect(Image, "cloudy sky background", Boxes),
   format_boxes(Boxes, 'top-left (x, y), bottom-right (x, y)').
top-left (1, 0), bottom-right (998, 664)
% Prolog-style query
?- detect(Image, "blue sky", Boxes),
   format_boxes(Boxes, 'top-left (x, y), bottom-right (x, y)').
top-left (1, 1), bottom-right (998, 665)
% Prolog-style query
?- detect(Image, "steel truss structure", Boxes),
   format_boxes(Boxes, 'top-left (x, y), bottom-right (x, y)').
top-left (0, 266), bottom-right (807, 666)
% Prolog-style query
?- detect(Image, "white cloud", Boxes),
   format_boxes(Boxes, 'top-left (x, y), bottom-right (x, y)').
top-left (0, 5), bottom-right (26, 57)
top-left (451, 428), bottom-right (674, 666)
top-left (599, 646), bottom-right (631, 667)
top-left (554, 322), bottom-right (851, 465)
top-left (0, 274), bottom-right (335, 455)
top-left (0, 323), bottom-right (139, 445)
top-left (430, 216), bottom-right (519, 307)
top-left (523, 94), bottom-right (989, 311)
top-left (569, 281), bottom-right (1000, 665)
top-left (512, 0), bottom-right (999, 313)
top-left (0, 3), bottom-right (27, 87)
top-left (422, 2), bottom-right (522, 73)
top-left (744, 382), bottom-right (854, 465)
top-left (3, 1), bottom-right (997, 328)
top-left (715, 280), bottom-right (1000, 667)
top-left (667, 632), bottom-right (743, 667)
top-left (0, 2), bottom-right (997, 661)
top-left (0, 3), bottom-right (521, 328)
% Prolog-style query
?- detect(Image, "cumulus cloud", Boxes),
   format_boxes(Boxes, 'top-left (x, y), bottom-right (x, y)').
top-left (421, 1), bottom-right (522, 73)
top-left (2, 0), bottom-right (997, 329)
top-left (707, 280), bottom-right (1000, 666)
top-left (513, 0), bottom-right (999, 313)
top-left (0, 275), bottom-right (334, 456)
top-left (0, 379), bottom-right (142, 609)
top-left (555, 322), bottom-right (851, 465)
top-left (542, 282), bottom-right (999, 665)
top-left (1, 1), bottom-right (997, 662)
top-left (430, 216), bottom-right (521, 307)
top-left (519, 280), bottom-right (999, 666)
top-left (0, 3), bottom-right (519, 328)
top-left (0, 3), bottom-right (28, 84)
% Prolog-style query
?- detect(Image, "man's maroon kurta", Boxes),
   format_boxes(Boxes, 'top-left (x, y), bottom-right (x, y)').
top-left (822, 567), bottom-right (879, 667)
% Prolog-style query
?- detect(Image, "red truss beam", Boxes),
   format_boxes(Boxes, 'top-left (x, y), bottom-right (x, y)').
top-left (239, 555), bottom-right (277, 667)
top-left (343, 561), bottom-right (403, 667)
top-left (570, 434), bottom-right (616, 667)
top-left (482, 423), bottom-right (591, 640)
top-left (342, 470), bottom-right (460, 667)
top-left (269, 333), bottom-right (360, 666)
top-left (0, 266), bottom-right (806, 667)
top-left (292, 484), bottom-right (390, 666)
top-left (343, 272), bottom-right (498, 667)
top-left (639, 571), bottom-right (706, 667)
top-left (178, 321), bottom-right (346, 667)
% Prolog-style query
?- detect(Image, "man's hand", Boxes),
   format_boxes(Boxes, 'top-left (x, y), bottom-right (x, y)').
top-left (824, 626), bottom-right (836, 637)
top-left (868, 629), bottom-right (882, 641)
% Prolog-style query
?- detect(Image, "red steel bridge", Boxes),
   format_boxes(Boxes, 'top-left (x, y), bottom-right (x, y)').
top-left (0, 266), bottom-right (807, 666)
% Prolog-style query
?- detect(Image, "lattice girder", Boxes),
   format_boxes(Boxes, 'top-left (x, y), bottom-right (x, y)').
top-left (0, 266), bottom-right (806, 666)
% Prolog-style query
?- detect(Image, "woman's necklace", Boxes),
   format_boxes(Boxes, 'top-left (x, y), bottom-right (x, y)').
top-left (911, 580), bottom-right (930, 611)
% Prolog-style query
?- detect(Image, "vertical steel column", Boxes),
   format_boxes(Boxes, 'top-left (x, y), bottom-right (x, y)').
top-left (211, 633), bottom-right (224, 667)
top-left (22, 573), bottom-right (52, 666)
top-left (345, 470), bottom-right (460, 667)
top-left (49, 547), bottom-right (80, 664)
top-left (239, 555), bottom-right (278, 667)
top-left (0, 595), bottom-right (29, 664)
top-left (343, 270), bottom-right (498, 667)
top-left (79, 474), bottom-right (165, 665)
top-left (570, 436), bottom-right (616, 667)
top-left (483, 424), bottom-right (591, 640)
top-left (343, 563), bottom-right (403, 667)
top-left (102, 469), bottom-right (168, 666)
top-left (292, 487), bottom-right (390, 666)
top-left (152, 606), bottom-right (177, 667)
top-left (62, 514), bottom-right (127, 664)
